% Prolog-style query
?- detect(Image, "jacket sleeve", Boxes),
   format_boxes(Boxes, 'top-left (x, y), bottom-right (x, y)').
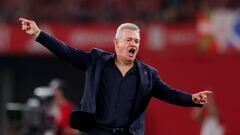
top-left (151, 71), bottom-right (202, 107)
top-left (36, 31), bottom-right (91, 71)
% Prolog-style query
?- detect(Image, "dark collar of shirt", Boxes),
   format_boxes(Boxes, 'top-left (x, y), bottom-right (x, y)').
top-left (95, 57), bottom-right (139, 128)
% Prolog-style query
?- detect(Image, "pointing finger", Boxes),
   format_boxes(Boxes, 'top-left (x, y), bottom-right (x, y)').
top-left (203, 90), bottom-right (213, 95)
top-left (19, 17), bottom-right (32, 23)
top-left (200, 94), bottom-right (207, 100)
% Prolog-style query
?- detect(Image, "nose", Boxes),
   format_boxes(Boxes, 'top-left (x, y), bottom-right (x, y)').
top-left (129, 41), bottom-right (138, 47)
top-left (129, 44), bottom-right (137, 50)
top-left (129, 40), bottom-right (135, 46)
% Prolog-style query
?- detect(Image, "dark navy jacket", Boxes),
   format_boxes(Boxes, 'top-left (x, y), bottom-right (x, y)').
top-left (36, 31), bottom-right (202, 135)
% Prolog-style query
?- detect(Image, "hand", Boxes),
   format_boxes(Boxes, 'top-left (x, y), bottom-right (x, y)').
top-left (192, 90), bottom-right (212, 105)
top-left (19, 17), bottom-right (40, 36)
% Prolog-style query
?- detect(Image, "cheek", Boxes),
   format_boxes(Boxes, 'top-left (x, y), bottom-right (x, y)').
top-left (118, 44), bottom-right (127, 52)
top-left (119, 47), bottom-right (127, 55)
top-left (116, 45), bottom-right (125, 55)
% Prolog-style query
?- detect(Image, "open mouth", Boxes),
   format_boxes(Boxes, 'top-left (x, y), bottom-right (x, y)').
top-left (128, 48), bottom-right (136, 55)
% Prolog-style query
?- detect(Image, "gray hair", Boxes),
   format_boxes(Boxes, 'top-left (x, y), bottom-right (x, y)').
top-left (115, 23), bottom-right (140, 39)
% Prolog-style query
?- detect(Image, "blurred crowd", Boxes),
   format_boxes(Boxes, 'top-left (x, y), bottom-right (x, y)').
top-left (1, 0), bottom-right (240, 23)
top-left (2, 0), bottom-right (240, 23)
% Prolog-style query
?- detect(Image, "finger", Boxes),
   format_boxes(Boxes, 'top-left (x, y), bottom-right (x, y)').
top-left (22, 25), bottom-right (30, 30)
top-left (201, 96), bottom-right (207, 102)
top-left (21, 26), bottom-right (25, 30)
top-left (19, 18), bottom-right (32, 24)
top-left (200, 98), bottom-right (208, 104)
top-left (193, 96), bottom-right (201, 103)
top-left (203, 90), bottom-right (213, 95)
top-left (192, 94), bottom-right (200, 100)
top-left (200, 101), bottom-right (207, 105)
top-left (204, 90), bottom-right (213, 94)
top-left (199, 93), bottom-right (204, 98)
top-left (19, 17), bottom-right (30, 22)
top-left (21, 20), bottom-right (31, 29)
top-left (196, 96), bottom-right (201, 101)
top-left (200, 93), bottom-right (207, 98)
top-left (21, 21), bottom-right (29, 25)
top-left (202, 94), bottom-right (207, 100)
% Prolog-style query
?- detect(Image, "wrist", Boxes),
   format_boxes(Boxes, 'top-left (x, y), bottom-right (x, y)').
top-left (33, 29), bottom-right (41, 39)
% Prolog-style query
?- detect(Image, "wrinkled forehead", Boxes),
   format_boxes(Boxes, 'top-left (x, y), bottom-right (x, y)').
top-left (120, 28), bottom-right (140, 40)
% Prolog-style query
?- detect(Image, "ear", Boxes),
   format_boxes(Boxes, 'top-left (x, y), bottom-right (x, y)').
top-left (114, 38), bottom-right (119, 48)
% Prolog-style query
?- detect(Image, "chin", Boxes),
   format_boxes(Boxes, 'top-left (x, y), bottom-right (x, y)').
top-left (127, 57), bottom-right (135, 63)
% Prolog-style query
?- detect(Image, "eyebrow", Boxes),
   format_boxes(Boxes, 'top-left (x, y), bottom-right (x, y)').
top-left (126, 37), bottom-right (140, 40)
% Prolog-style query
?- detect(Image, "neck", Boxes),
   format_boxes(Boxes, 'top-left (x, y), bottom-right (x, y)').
top-left (114, 56), bottom-right (134, 77)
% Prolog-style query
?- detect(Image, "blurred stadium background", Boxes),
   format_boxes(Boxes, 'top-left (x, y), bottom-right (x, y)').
top-left (0, 0), bottom-right (240, 135)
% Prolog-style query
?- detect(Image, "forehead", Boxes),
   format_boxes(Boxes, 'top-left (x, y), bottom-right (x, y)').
top-left (121, 28), bottom-right (140, 39)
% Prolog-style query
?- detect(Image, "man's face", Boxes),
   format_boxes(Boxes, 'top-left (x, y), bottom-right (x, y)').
top-left (114, 29), bottom-right (140, 63)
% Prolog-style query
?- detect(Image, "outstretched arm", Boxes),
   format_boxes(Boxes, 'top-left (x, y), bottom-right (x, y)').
top-left (19, 18), bottom-right (91, 71)
top-left (152, 74), bottom-right (212, 107)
